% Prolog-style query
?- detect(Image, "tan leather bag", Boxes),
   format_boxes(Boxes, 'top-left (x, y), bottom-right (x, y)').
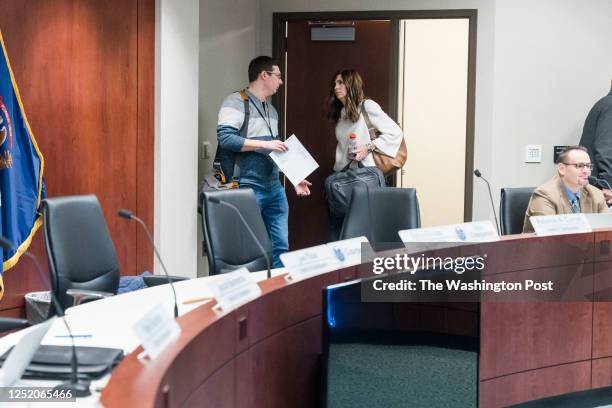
top-left (361, 104), bottom-right (407, 175)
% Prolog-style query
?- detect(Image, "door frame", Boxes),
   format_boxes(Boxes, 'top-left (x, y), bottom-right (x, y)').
top-left (272, 9), bottom-right (477, 221)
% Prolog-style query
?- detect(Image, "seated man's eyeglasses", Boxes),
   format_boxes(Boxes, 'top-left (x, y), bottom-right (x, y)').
top-left (563, 162), bottom-right (593, 170)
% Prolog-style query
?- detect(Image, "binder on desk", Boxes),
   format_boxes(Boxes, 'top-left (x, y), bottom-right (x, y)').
top-left (0, 345), bottom-right (124, 380)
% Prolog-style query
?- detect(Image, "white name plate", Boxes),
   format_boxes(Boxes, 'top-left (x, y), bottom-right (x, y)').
top-left (280, 244), bottom-right (341, 282)
top-left (132, 304), bottom-right (181, 359)
top-left (399, 220), bottom-right (500, 244)
top-left (208, 268), bottom-right (262, 312)
top-left (584, 213), bottom-right (612, 230)
top-left (530, 213), bottom-right (592, 236)
top-left (326, 236), bottom-right (372, 267)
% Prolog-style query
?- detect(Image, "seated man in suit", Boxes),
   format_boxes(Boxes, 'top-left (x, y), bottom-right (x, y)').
top-left (523, 145), bottom-right (609, 232)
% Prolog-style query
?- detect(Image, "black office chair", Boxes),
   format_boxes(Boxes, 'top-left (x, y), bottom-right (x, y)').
top-left (41, 195), bottom-right (121, 314)
top-left (41, 195), bottom-right (186, 315)
top-left (340, 186), bottom-right (420, 248)
top-left (500, 187), bottom-right (535, 235)
top-left (200, 188), bottom-right (272, 275)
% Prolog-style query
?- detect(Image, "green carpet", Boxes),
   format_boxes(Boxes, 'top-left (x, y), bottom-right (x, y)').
top-left (326, 342), bottom-right (477, 408)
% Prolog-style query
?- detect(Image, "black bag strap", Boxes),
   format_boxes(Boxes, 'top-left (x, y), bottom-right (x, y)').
top-left (232, 89), bottom-right (250, 182)
top-left (213, 89), bottom-right (250, 183)
top-left (341, 159), bottom-right (365, 172)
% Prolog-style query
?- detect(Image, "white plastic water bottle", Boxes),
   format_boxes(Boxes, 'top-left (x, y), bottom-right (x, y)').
top-left (347, 133), bottom-right (357, 160)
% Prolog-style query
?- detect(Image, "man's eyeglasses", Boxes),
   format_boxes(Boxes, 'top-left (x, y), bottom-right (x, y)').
top-left (266, 71), bottom-right (282, 80)
top-left (563, 162), bottom-right (593, 170)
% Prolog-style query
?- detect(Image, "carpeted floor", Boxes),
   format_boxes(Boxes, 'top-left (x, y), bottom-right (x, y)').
top-left (326, 342), bottom-right (478, 408)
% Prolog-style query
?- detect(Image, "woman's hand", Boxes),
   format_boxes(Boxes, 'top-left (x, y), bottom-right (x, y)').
top-left (352, 144), bottom-right (369, 161)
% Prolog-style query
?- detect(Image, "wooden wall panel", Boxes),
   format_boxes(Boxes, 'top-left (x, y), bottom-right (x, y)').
top-left (480, 301), bottom-right (592, 380)
top-left (183, 360), bottom-right (235, 408)
top-left (479, 361), bottom-right (591, 408)
top-left (592, 357), bottom-right (612, 389)
top-left (136, 0), bottom-right (155, 276)
top-left (245, 316), bottom-right (322, 408)
top-left (593, 300), bottom-right (612, 358)
top-left (0, 0), bottom-right (154, 313)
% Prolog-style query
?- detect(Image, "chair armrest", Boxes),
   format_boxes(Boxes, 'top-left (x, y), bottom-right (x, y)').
top-left (0, 317), bottom-right (30, 332)
top-left (143, 275), bottom-right (188, 287)
top-left (66, 289), bottom-right (114, 306)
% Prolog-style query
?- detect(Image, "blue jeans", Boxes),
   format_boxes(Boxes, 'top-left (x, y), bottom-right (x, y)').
top-left (250, 185), bottom-right (289, 268)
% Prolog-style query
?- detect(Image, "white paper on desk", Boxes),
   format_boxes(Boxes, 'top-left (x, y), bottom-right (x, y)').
top-left (269, 134), bottom-right (318, 186)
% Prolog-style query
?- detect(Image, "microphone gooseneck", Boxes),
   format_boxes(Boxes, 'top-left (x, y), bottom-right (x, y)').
top-left (208, 197), bottom-right (272, 279)
top-left (117, 209), bottom-right (179, 318)
top-left (473, 169), bottom-right (501, 236)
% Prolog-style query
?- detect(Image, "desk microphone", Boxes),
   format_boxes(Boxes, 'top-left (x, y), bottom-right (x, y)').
top-left (207, 196), bottom-right (271, 279)
top-left (474, 169), bottom-right (501, 236)
top-left (589, 175), bottom-right (612, 190)
top-left (0, 236), bottom-right (91, 397)
top-left (117, 209), bottom-right (179, 318)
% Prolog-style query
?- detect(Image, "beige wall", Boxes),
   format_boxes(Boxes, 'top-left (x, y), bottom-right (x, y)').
top-left (197, 0), bottom-right (259, 275)
top-left (156, 0), bottom-right (199, 278)
top-left (490, 0), bottom-right (612, 198)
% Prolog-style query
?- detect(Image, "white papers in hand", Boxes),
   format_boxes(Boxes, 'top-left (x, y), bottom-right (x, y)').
top-left (269, 134), bottom-right (318, 186)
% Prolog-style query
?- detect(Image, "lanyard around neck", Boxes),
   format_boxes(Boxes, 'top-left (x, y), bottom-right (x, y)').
top-left (247, 95), bottom-right (274, 138)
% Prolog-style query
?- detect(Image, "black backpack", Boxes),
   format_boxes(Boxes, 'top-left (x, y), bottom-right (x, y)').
top-left (324, 162), bottom-right (385, 219)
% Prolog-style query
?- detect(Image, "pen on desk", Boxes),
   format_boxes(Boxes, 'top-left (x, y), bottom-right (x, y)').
top-left (54, 334), bottom-right (93, 338)
top-left (181, 296), bottom-right (213, 305)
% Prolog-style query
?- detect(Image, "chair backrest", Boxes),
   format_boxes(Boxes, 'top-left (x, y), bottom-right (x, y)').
top-left (200, 188), bottom-right (273, 275)
top-left (41, 195), bottom-right (120, 313)
top-left (500, 187), bottom-right (535, 235)
top-left (340, 187), bottom-right (420, 247)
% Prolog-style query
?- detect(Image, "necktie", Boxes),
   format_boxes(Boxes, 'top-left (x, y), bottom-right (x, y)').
top-left (569, 198), bottom-right (580, 213)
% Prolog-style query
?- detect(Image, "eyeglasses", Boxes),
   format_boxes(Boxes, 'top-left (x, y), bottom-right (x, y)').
top-left (563, 162), bottom-right (593, 170)
top-left (266, 71), bottom-right (282, 80)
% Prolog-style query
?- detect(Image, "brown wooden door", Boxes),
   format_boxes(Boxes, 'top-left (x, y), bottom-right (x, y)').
top-left (283, 20), bottom-right (393, 250)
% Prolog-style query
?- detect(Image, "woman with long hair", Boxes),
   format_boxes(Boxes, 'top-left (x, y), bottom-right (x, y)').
top-left (326, 69), bottom-right (404, 239)
top-left (328, 69), bottom-right (403, 171)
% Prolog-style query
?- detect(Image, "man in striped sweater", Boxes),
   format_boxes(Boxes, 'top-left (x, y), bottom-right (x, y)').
top-left (217, 56), bottom-right (311, 268)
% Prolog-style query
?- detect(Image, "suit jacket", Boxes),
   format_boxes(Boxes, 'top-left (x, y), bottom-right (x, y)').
top-left (522, 175), bottom-right (609, 232)
top-left (580, 90), bottom-right (612, 184)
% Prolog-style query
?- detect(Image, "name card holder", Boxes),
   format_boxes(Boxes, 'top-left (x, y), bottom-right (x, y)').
top-left (326, 236), bottom-right (371, 267)
top-left (281, 245), bottom-right (342, 282)
top-left (133, 304), bottom-right (181, 360)
top-left (399, 220), bottom-right (500, 244)
top-left (584, 213), bottom-right (612, 230)
top-left (530, 213), bottom-right (592, 236)
top-left (207, 268), bottom-right (262, 313)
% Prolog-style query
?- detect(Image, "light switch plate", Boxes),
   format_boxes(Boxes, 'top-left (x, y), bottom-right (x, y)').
top-left (201, 141), bottom-right (211, 160)
top-left (525, 145), bottom-right (542, 163)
